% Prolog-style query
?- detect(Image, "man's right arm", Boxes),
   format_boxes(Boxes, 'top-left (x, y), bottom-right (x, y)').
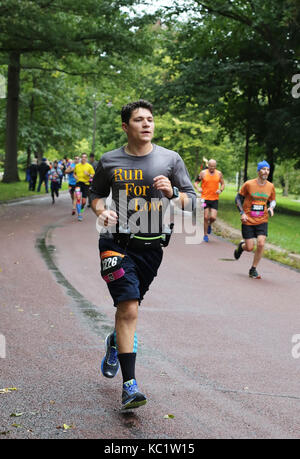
top-left (194, 172), bottom-right (203, 193)
top-left (235, 192), bottom-right (249, 222)
top-left (91, 198), bottom-right (118, 227)
top-left (235, 193), bottom-right (245, 214)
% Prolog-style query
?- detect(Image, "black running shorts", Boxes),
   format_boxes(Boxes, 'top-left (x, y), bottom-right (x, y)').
top-left (204, 200), bottom-right (219, 210)
top-left (99, 237), bottom-right (163, 307)
top-left (75, 181), bottom-right (90, 198)
top-left (242, 222), bottom-right (268, 239)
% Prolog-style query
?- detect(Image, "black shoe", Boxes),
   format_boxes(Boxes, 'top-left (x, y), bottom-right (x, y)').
top-left (122, 379), bottom-right (147, 410)
top-left (101, 333), bottom-right (119, 378)
top-left (234, 240), bottom-right (244, 260)
top-left (249, 267), bottom-right (261, 279)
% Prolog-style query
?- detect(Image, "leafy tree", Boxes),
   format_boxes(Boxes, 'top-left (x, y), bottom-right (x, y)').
top-left (155, 0), bottom-right (300, 181)
top-left (0, 0), bottom-right (154, 182)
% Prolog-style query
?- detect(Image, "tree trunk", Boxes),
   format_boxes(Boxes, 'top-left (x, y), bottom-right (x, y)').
top-left (26, 89), bottom-right (35, 171)
top-left (266, 147), bottom-right (275, 183)
top-left (243, 123), bottom-right (250, 183)
top-left (36, 148), bottom-right (43, 164)
top-left (283, 172), bottom-right (289, 196)
top-left (91, 100), bottom-right (97, 156)
top-left (193, 148), bottom-right (200, 180)
top-left (3, 52), bottom-right (21, 183)
top-left (243, 92), bottom-right (252, 183)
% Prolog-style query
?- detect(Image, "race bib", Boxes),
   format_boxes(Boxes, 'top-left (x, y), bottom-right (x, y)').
top-left (251, 203), bottom-right (265, 217)
top-left (100, 250), bottom-right (125, 283)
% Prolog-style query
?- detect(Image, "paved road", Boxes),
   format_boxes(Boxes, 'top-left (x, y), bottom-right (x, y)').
top-left (1, 193), bottom-right (300, 439)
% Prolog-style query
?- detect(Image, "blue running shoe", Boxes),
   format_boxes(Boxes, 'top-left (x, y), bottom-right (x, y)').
top-left (122, 379), bottom-right (147, 410)
top-left (207, 224), bottom-right (212, 234)
top-left (101, 333), bottom-right (119, 378)
top-left (78, 215), bottom-right (83, 221)
top-left (203, 235), bottom-right (209, 242)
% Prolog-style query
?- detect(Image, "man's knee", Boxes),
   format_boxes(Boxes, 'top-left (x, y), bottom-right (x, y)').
top-left (257, 239), bottom-right (265, 250)
top-left (116, 300), bottom-right (139, 323)
top-left (244, 240), bottom-right (254, 252)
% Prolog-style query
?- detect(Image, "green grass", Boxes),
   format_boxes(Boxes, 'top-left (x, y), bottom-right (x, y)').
top-left (218, 185), bottom-right (300, 255)
top-left (0, 171), bottom-right (69, 202)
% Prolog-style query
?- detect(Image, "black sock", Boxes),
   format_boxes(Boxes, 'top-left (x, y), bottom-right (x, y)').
top-left (118, 353), bottom-right (136, 383)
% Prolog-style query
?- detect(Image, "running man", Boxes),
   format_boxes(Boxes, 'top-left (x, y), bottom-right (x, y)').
top-left (65, 155), bottom-right (80, 215)
top-left (48, 160), bottom-right (63, 204)
top-left (74, 153), bottom-right (95, 221)
top-left (194, 159), bottom-right (225, 242)
top-left (234, 160), bottom-right (276, 279)
top-left (90, 99), bottom-right (196, 410)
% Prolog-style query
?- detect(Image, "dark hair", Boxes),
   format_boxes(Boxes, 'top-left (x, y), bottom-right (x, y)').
top-left (121, 99), bottom-right (153, 124)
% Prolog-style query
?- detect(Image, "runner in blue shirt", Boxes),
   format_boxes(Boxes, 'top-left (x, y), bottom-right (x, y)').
top-left (65, 156), bottom-right (80, 215)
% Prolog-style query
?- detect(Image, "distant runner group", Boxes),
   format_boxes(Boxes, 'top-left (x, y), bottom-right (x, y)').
top-left (28, 153), bottom-right (97, 221)
top-left (194, 158), bottom-right (275, 279)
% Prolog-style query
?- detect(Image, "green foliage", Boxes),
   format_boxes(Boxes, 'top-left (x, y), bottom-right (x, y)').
top-left (154, 0), bottom-right (300, 177)
top-left (0, 0), bottom-right (157, 181)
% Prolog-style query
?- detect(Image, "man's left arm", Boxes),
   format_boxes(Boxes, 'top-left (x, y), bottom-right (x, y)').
top-left (154, 154), bottom-right (196, 211)
top-left (268, 185), bottom-right (276, 217)
top-left (216, 172), bottom-right (225, 195)
top-left (153, 175), bottom-right (193, 210)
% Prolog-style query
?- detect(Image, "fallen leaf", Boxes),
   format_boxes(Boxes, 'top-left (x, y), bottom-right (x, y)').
top-left (163, 414), bottom-right (175, 419)
top-left (0, 387), bottom-right (18, 394)
top-left (11, 424), bottom-right (23, 428)
top-left (10, 412), bottom-right (23, 417)
top-left (56, 423), bottom-right (74, 431)
top-left (63, 424), bottom-right (73, 430)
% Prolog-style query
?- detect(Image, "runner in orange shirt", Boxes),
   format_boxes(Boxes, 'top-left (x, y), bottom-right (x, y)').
top-left (234, 160), bottom-right (276, 279)
top-left (194, 159), bottom-right (225, 242)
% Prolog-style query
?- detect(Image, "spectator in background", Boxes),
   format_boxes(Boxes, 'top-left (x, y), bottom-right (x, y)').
top-left (37, 157), bottom-right (50, 193)
top-left (28, 158), bottom-right (38, 191)
top-left (89, 153), bottom-right (98, 171)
